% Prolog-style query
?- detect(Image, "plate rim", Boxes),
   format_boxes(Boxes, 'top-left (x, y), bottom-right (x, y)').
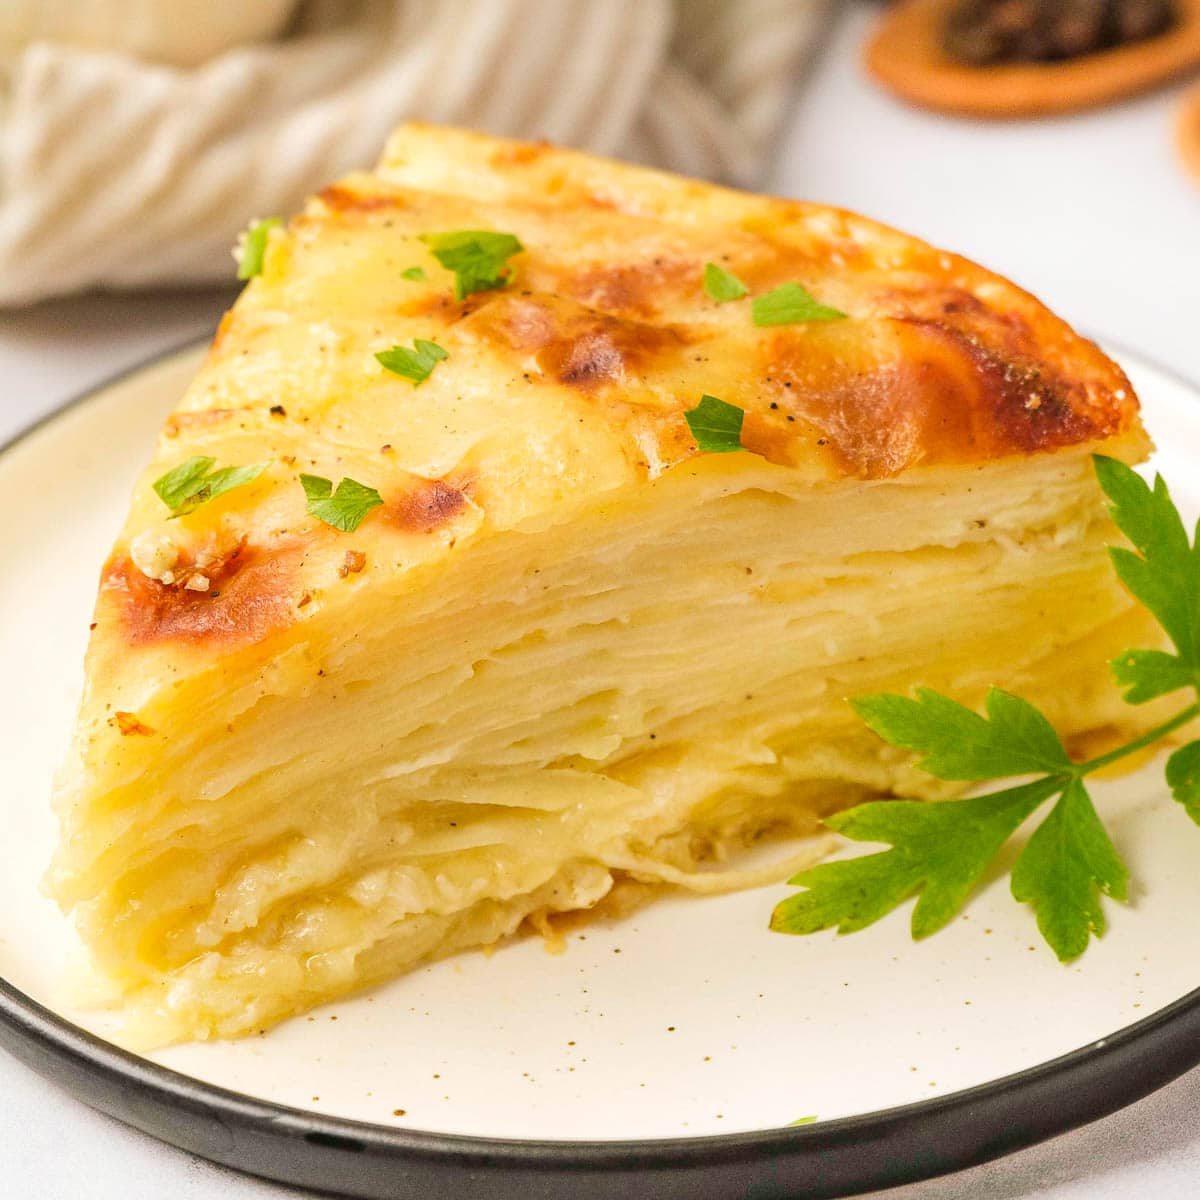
top-left (3, 337), bottom-right (1200, 1200)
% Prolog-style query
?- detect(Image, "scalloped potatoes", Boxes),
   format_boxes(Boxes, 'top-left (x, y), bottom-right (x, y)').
top-left (50, 125), bottom-right (1158, 1044)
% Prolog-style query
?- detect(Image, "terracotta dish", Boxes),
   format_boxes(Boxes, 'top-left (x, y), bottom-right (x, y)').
top-left (867, 0), bottom-right (1200, 117)
top-left (1179, 79), bottom-right (1200, 176)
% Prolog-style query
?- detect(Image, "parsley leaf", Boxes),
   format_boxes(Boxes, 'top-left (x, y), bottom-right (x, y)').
top-left (1110, 649), bottom-right (1196, 704)
top-left (1166, 741), bottom-right (1200, 824)
top-left (153, 456), bottom-right (268, 517)
top-left (703, 262), bottom-right (748, 303)
top-left (751, 282), bottom-right (846, 326)
top-left (684, 395), bottom-right (744, 454)
top-left (1010, 779), bottom-right (1128, 962)
top-left (375, 339), bottom-right (448, 386)
top-left (301, 474), bottom-right (383, 532)
top-left (236, 217), bottom-right (281, 280)
top-left (1094, 455), bottom-right (1200, 702)
top-left (851, 687), bottom-right (1073, 781)
top-left (154, 457), bottom-right (214, 509)
top-left (401, 266), bottom-right (427, 281)
top-left (418, 230), bottom-right (524, 300)
top-left (771, 777), bottom-right (1061, 942)
top-left (773, 455), bottom-right (1200, 964)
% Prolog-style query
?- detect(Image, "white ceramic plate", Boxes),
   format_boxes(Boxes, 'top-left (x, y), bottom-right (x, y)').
top-left (1, 345), bottom-right (1198, 1198)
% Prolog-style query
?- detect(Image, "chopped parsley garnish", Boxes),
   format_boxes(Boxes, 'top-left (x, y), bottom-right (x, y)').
top-left (789, 1116), bottom-right (818, 1127)
top-left (153, 457), bottom-right (268, 517)
top-left (300, 474), bottom-right (383, 532)
top-left (772, 456), bottom-right (1200, 962)
top-left (418, 230), bottom-right (524, 300)
top-left (703, 262), bottom-right (749, 303)
top-left (752, 282), bottom-right (846, 326)
top-left (684, 395), bottom-right (745, 454)
top-left (375, 339), bottom-right (448, 386)
top-left (236, 217), bottom-right (282, 280)
top-left (401, 266), bottom-right (427, 281)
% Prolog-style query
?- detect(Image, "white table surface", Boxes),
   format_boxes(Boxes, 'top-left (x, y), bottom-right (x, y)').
top-left (2, 5), bottom-right (1199, 1196)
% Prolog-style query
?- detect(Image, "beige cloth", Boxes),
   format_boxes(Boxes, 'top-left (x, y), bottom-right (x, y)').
top-left (0, 0), bottom-right (830, 306)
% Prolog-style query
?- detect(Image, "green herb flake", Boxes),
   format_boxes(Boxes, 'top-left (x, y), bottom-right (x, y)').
top-left (703, 262), bottom-right (749, 303)
top-left (236, 217), bottom-right (282, 281)
top-left (153, 456), bottom-right (268, 518)
top-left (375, 339), bottom-right (449, 386)
top-left (751, 282), bottom-right (846, 326)
top-left (300, 474), bottom-right (384, 533)
top-left (684, 394), bottom-right (745, 454)
top-left (418, 230), bottom-right (524, 300)
top-left (789, 1116), bottom-right (818, 1127)
top-left (401, 266), bottom-right (427, 281)
top-left (772, 456), bottom-right (1200, 963)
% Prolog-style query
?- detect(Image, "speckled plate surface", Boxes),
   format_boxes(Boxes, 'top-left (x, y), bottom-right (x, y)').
top-left (1, 344), bottom-right (1199, 1198)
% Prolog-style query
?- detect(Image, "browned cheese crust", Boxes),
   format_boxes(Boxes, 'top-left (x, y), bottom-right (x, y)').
top-left (91, 124), bottom-right (1143, 663)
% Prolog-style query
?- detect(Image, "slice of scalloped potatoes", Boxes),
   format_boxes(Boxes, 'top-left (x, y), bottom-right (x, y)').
top-left (50, 124), bottom-right (1159, 1045)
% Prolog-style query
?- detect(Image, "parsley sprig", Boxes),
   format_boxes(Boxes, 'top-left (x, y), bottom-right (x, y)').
top-left (376, 339), bottom-right (448, 386)
top-left (772, 456), bottom-right (1200, 962)
top-left (418, 230), bottom-right (523, 300)
top-left (236, 217), bottom-right (281, 280)
top-left (153, 456), bottom-right (268, 517)
top-left (684, 395), bottom-right (745, 454)
top-left (301, 474), bottom-right (383, 532)
top-left (752, 282), bottom-right (846, 326)
top-left (703, 262), bottom-right (749, 303)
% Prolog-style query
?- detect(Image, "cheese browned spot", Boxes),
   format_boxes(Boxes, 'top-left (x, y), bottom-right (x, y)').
top-left (106, 540), bottom-right (297, 646)
top-left (339, 550), bottom-right (367, 577)
top-left (164, 408), bottom-right (241, 439)
top-left (751, 315), bottom-right (1122, 478)
top-left (556, 259), bottom-right (697, 320)
top-left (473, 295), bottom-right (691, 392)
top-left (388, 479), bottom-right (469, 534)
top-left (914, 321), bottom-right (1104, 452)
top-left (489, 140), bottom-right (552, 168)
top-left (317, 183), bottom-right (409, 214)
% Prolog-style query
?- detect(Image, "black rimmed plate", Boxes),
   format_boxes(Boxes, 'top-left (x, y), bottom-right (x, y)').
top-left (1, 344), bottom-right (1198, 1199)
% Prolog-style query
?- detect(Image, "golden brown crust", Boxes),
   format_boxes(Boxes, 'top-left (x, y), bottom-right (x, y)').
top-left (163, 407), bottom-right (242, 438)
top-left (102, 540), bottom-right (299, 648)
top-left (748, 318), bottom-right (1118, 478)
top-left (1179, 80), bottom-right (1200, 180)
top-left (386, 478), bottom-right (471, 535)
top-left (867, 0), bottom-right (1200, 118)
top-left (470, 294), bottom-right (694, 392)
top-left (90, 124), bottom-right (1144, 658)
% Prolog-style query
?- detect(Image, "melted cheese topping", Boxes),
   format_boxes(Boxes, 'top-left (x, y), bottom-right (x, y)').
top-left (98, 125), bottom-right (1141, 671)
top-left (50, 125), bottom-right (1160, 1044)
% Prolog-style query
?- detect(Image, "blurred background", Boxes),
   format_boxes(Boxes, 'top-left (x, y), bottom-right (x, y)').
top-left (1, 0), bottom-right (1198, 441)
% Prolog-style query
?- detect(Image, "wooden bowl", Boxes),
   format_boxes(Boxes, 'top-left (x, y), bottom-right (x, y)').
top-left (867, 0), bottom-right (1200, 118)
top-left (1179, 80), bottom-right (1200, 178)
